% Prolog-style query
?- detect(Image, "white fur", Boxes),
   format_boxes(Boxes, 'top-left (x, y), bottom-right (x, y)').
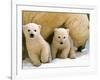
top-left (51, 28), bottom-right (76, 59)
top-left (23, 23), bottom-right (51, 67)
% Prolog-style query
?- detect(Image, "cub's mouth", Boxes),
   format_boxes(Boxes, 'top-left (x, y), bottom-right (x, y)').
top-left (30, 33), bottom-right (34, 38)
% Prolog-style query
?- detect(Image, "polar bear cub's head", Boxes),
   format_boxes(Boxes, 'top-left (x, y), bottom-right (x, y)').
top-left (23, 23), bottom-right (41, 39)
top-left (54, 28), bottom-right (69, 45)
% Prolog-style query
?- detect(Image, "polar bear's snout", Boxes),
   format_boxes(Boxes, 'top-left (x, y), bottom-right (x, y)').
top-left (60, 42), bottom-right (63, 45)
top-left (30, 33), bottom-right (34, 38)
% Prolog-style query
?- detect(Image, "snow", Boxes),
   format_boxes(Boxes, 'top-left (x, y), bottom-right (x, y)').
top-left (22, 41), bottom-right (89, 69)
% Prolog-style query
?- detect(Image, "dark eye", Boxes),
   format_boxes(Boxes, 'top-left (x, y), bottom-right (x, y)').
top-left (28, 29), bottom-right (30, 32)
top-left (34, 30), bottom-right (36, 32)
top-left (64, 36), bottom-right (66, 39)
top-left (58, 36), bottom-right (60, 38)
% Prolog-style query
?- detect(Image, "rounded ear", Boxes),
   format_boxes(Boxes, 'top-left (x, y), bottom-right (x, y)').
top-left (66, 29), bottom-right (69, 34)
top-left (38, 25), bottom-right (41, 30)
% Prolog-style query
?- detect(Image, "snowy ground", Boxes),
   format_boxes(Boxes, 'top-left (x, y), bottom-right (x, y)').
top-left (23, 41), bottom-right (89, 69)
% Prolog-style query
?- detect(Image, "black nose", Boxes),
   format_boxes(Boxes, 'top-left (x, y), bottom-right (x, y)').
top-left (60, 42), bottom-right (63, 44)
top-left (30, 33), bottom-right (34, 38)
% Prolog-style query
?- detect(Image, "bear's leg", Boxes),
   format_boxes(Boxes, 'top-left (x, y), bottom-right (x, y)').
top-left (41, 47), bottom-right (50, 63)
top-left (60, 48), bottom-right (70, 59)
top-left (30, 54), bottom-right (41, 67)
top-left (77, 45), bottom-right (85, 52)
top-left (69, 47), bottom-right (76, 59)
top-left (51, 47), bottom-right (57, 59)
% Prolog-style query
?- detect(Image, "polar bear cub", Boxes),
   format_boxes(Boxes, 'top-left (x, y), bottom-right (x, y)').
top-left (51, 28), bottom-right (76, 59)
top-left (23, 23), bottom-right (51, 66)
